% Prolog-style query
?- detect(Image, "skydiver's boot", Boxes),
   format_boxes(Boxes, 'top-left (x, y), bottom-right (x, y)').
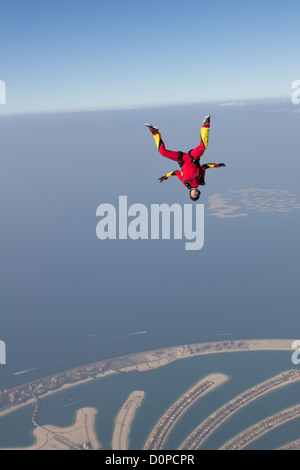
top-left (145, 123), bottom-right (163, 151)
top-left (145, 123), bottom-right (159, 135)
top-left (202, 115), bottom-right (211, 127)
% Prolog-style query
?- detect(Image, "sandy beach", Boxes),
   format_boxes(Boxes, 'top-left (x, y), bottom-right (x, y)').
top-left (2, 407), bottom-right (101, 450)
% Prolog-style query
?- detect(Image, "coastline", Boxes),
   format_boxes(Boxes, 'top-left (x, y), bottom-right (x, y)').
top-left (179, 370), bottom-right (300, 449)
top-left (0, 339), bottom-right (294, 419)
top-left (3, 407), bottom-right (101, 451)
top-left (221, 403), bottom-right (300, 450)
top-left (0, 370), bottom-right (118, 419)
top-left (144, 373), bottom-right (229, 450)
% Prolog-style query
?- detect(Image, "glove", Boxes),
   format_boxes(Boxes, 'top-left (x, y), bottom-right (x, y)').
top-left (217, 163), bottom-right (226, 167)
top-left (158, 176), bottom-right (167, 183)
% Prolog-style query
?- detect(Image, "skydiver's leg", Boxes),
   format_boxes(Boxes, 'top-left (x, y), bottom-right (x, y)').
top-left (189, 122), bottom-right (210, 160)
top-left (152, 131), bottom-right (181, 163)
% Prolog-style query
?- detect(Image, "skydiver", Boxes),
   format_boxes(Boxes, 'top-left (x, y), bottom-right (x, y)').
top-left (145, 116), bottom-right (226, 201)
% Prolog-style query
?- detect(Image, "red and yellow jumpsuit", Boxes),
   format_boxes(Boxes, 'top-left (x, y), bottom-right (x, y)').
top-left (151, 123), bottom-right (219, 189)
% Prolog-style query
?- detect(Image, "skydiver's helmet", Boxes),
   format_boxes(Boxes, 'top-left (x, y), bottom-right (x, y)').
top-left (189, 189), bottom-right (201, 201)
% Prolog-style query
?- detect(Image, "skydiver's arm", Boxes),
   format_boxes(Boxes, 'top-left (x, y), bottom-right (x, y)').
top-left (158, 170), bottom-right (178, 182)
top-left (166, 170), bottom-right (178, 178)
top-left (202, 163), bottom-right (226, 169)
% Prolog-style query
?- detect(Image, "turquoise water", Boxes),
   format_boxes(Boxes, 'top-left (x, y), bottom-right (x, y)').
top-left (1, 350), bottom-right (300, 450)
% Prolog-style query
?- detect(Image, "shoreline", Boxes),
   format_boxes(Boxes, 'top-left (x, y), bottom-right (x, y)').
top-left (221, 403), bottom-right (300, 450)
top-left (112, 391), bottom-right (145, 450)
top-left (144, 373), bottom-right (229, 450)
top-left (3, 407), bottom-right (101, 451)
top-left (179, 370), bottom-right (300, 449)
top-left (0, 339), bottom-right (294, 420)
top-left (0, 370), bottom-right (118, 419)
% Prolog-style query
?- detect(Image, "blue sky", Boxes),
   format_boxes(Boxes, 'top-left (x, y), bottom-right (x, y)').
top-left (0, 0), bottom-right (299, 114)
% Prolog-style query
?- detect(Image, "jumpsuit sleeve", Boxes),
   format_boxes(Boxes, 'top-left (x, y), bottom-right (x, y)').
top-left (163, 171), bottom-right (186, 187)
top-left (202, 163), bottom-right (217, 169)
top-left (165, 171), bottom-right (177, 179)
